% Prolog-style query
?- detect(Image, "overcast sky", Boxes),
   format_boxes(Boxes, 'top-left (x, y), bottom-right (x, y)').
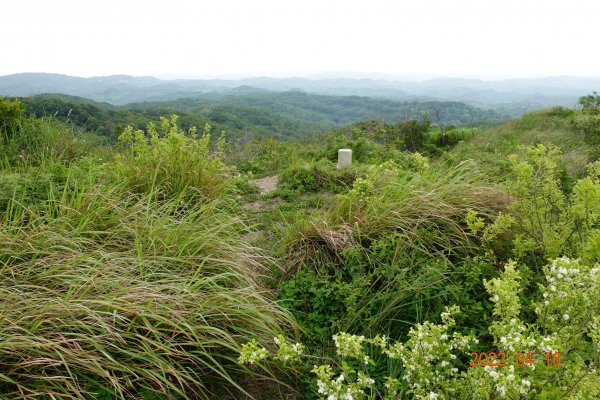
top-left (2, 0), bottom-right (599, 79)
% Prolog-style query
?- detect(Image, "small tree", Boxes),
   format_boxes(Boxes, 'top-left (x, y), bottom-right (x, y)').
top-left (574, 92), bottom-right (600, 145)
top-left (0, 97), bottom-right (25, 139)
top-left (578, 91), bottom-right (600, 113)
top-left (395, 115), bottom-right (430, 152)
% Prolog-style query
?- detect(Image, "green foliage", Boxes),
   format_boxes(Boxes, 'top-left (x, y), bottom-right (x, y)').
top-left (244, 256), bottom-right (600, 399)
top-left (0, 115), bottom-right (296, 399)
top-left (0, 116), bottom-right (107, 167)
top-left (140, 91), bottom-right (505, 128)
top-left (20, 91), bottom-right (507, 142)
top-left (278, 159), bottom-right (361, 198)
top-left (0, 186), bottom-right (294, 398)
top-left (578, 92), bottom-right (600, 113)
top-left (283, 162), bottom-right (505, 274)
top-left (113, 115), bottom-right (232, 201)
top-left (477, 145), bottom-right (600, 266)
top-left (0, 97), bottom-right (24, 139)
top-left (445, 109), bottom-right (593, 180)
top-left (572, 94), bottom-right (600, 145)
top-left (5, 99), bottom-right (600, 399)
top-left (395, 116), bottom-right (431, 152)
top-left (228, 137), bottom-right (301, 175)
top-left (277, 162), bottom-right (506, 396)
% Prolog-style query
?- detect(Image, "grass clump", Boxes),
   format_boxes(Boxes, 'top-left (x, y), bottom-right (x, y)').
top-left (283, 161), bottom-right (506, 274)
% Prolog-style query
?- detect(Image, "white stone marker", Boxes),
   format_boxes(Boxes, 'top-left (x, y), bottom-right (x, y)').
top-left (337, 149), bottom-right (352, 169)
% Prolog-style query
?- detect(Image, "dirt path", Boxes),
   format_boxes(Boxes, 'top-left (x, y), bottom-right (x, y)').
top-left (243, 175), bottom-right (282, 247)
top-left (249, 175), bottom-right (279, 194)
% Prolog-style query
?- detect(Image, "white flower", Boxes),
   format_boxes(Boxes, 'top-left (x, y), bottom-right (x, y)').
top-left (563, 314), bottom-right (570, 321)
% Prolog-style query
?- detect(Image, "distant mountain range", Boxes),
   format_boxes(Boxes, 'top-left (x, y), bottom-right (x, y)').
top-left (2, 73), bottom-right (599, 116)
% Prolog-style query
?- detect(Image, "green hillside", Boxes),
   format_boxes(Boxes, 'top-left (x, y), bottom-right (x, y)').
top-left (129, 89), bottom-right (507, 126)
top-left (18, 91), bottom-right (507, 141)
top-left (19, 93), bottom-right (328, 140)
top-left (1, 94), bottom-right (600, 399)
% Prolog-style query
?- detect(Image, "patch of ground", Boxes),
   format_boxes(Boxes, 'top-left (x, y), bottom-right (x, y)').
top-left (243, 197), bottom-right (284, 212)
top-left (250, 175), bottom-right (279, 194)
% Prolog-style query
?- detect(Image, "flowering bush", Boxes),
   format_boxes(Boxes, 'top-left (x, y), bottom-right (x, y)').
top-left (240, 257), bottom-right (600, 399)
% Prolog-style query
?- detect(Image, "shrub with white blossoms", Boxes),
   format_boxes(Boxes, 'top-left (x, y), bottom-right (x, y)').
top-left (312, 365), bottom-right (375, 400)
top-left (377, 305), bottom-right (476, 398)
top-left (238, 339), bottom-right (270, 365)
top-left (239, 258), bottom-right (600, 399)
top-left (463, 258), bottom-right (600, 399)
top-left (273, 334), bottom-right (305, 365)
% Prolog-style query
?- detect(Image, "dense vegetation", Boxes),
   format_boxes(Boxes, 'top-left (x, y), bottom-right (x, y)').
top-left (17, 91), bottom-right (505, 142)
top-left (1, 92), bottom-right (599, 399)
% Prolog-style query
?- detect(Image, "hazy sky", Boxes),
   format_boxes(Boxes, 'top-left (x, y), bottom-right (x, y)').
top-left (2, 0), bottom-right (599, 79)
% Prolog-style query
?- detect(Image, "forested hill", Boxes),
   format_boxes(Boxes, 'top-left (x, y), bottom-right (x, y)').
top-left (19, 94), bottom-right (326, 140)
top-left (127, 90), bottom-right (505, 126)
top-left (19, 92), bottom-right (506, 140)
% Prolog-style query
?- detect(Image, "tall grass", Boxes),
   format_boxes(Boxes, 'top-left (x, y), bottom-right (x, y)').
top-left (282, 162), bottom-right (507, 275)
top-left (0, 179), bottom-right (294, 399)
top-left (1, 116), bottom-right (107, 166)
top-left (0, 116), bottom-right (296, 399)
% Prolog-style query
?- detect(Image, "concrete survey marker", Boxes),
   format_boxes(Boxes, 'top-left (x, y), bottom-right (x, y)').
top-left (337, 149), bottom-right (352, 169)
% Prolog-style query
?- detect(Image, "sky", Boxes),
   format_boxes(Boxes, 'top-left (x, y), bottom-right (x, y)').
top-left (2, 0), bottom-right (599, 80)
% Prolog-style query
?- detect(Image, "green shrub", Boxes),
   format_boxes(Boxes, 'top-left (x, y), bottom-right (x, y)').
top-left (227, 137), bottom-right (301, 175)
top-left (278, 159), bottom-right (361, 198)
top-left (572, 111), bottom-right (600, 145)
top-left (317, 128), bottom-right (391, 165)
top-left (113, 115), bottom-right (232, 201)
top-left (244, 257), bottom-right (600, 399)
top-left (276, 162), bottom-right (506, 396)
top-left (475, 145), bottom-right (600, 267)
top-left (0, 97), bottom-right (24, 140)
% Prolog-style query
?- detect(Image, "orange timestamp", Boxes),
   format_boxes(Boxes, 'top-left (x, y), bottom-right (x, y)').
top-left (469, 351), bottom-right (561, 367)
